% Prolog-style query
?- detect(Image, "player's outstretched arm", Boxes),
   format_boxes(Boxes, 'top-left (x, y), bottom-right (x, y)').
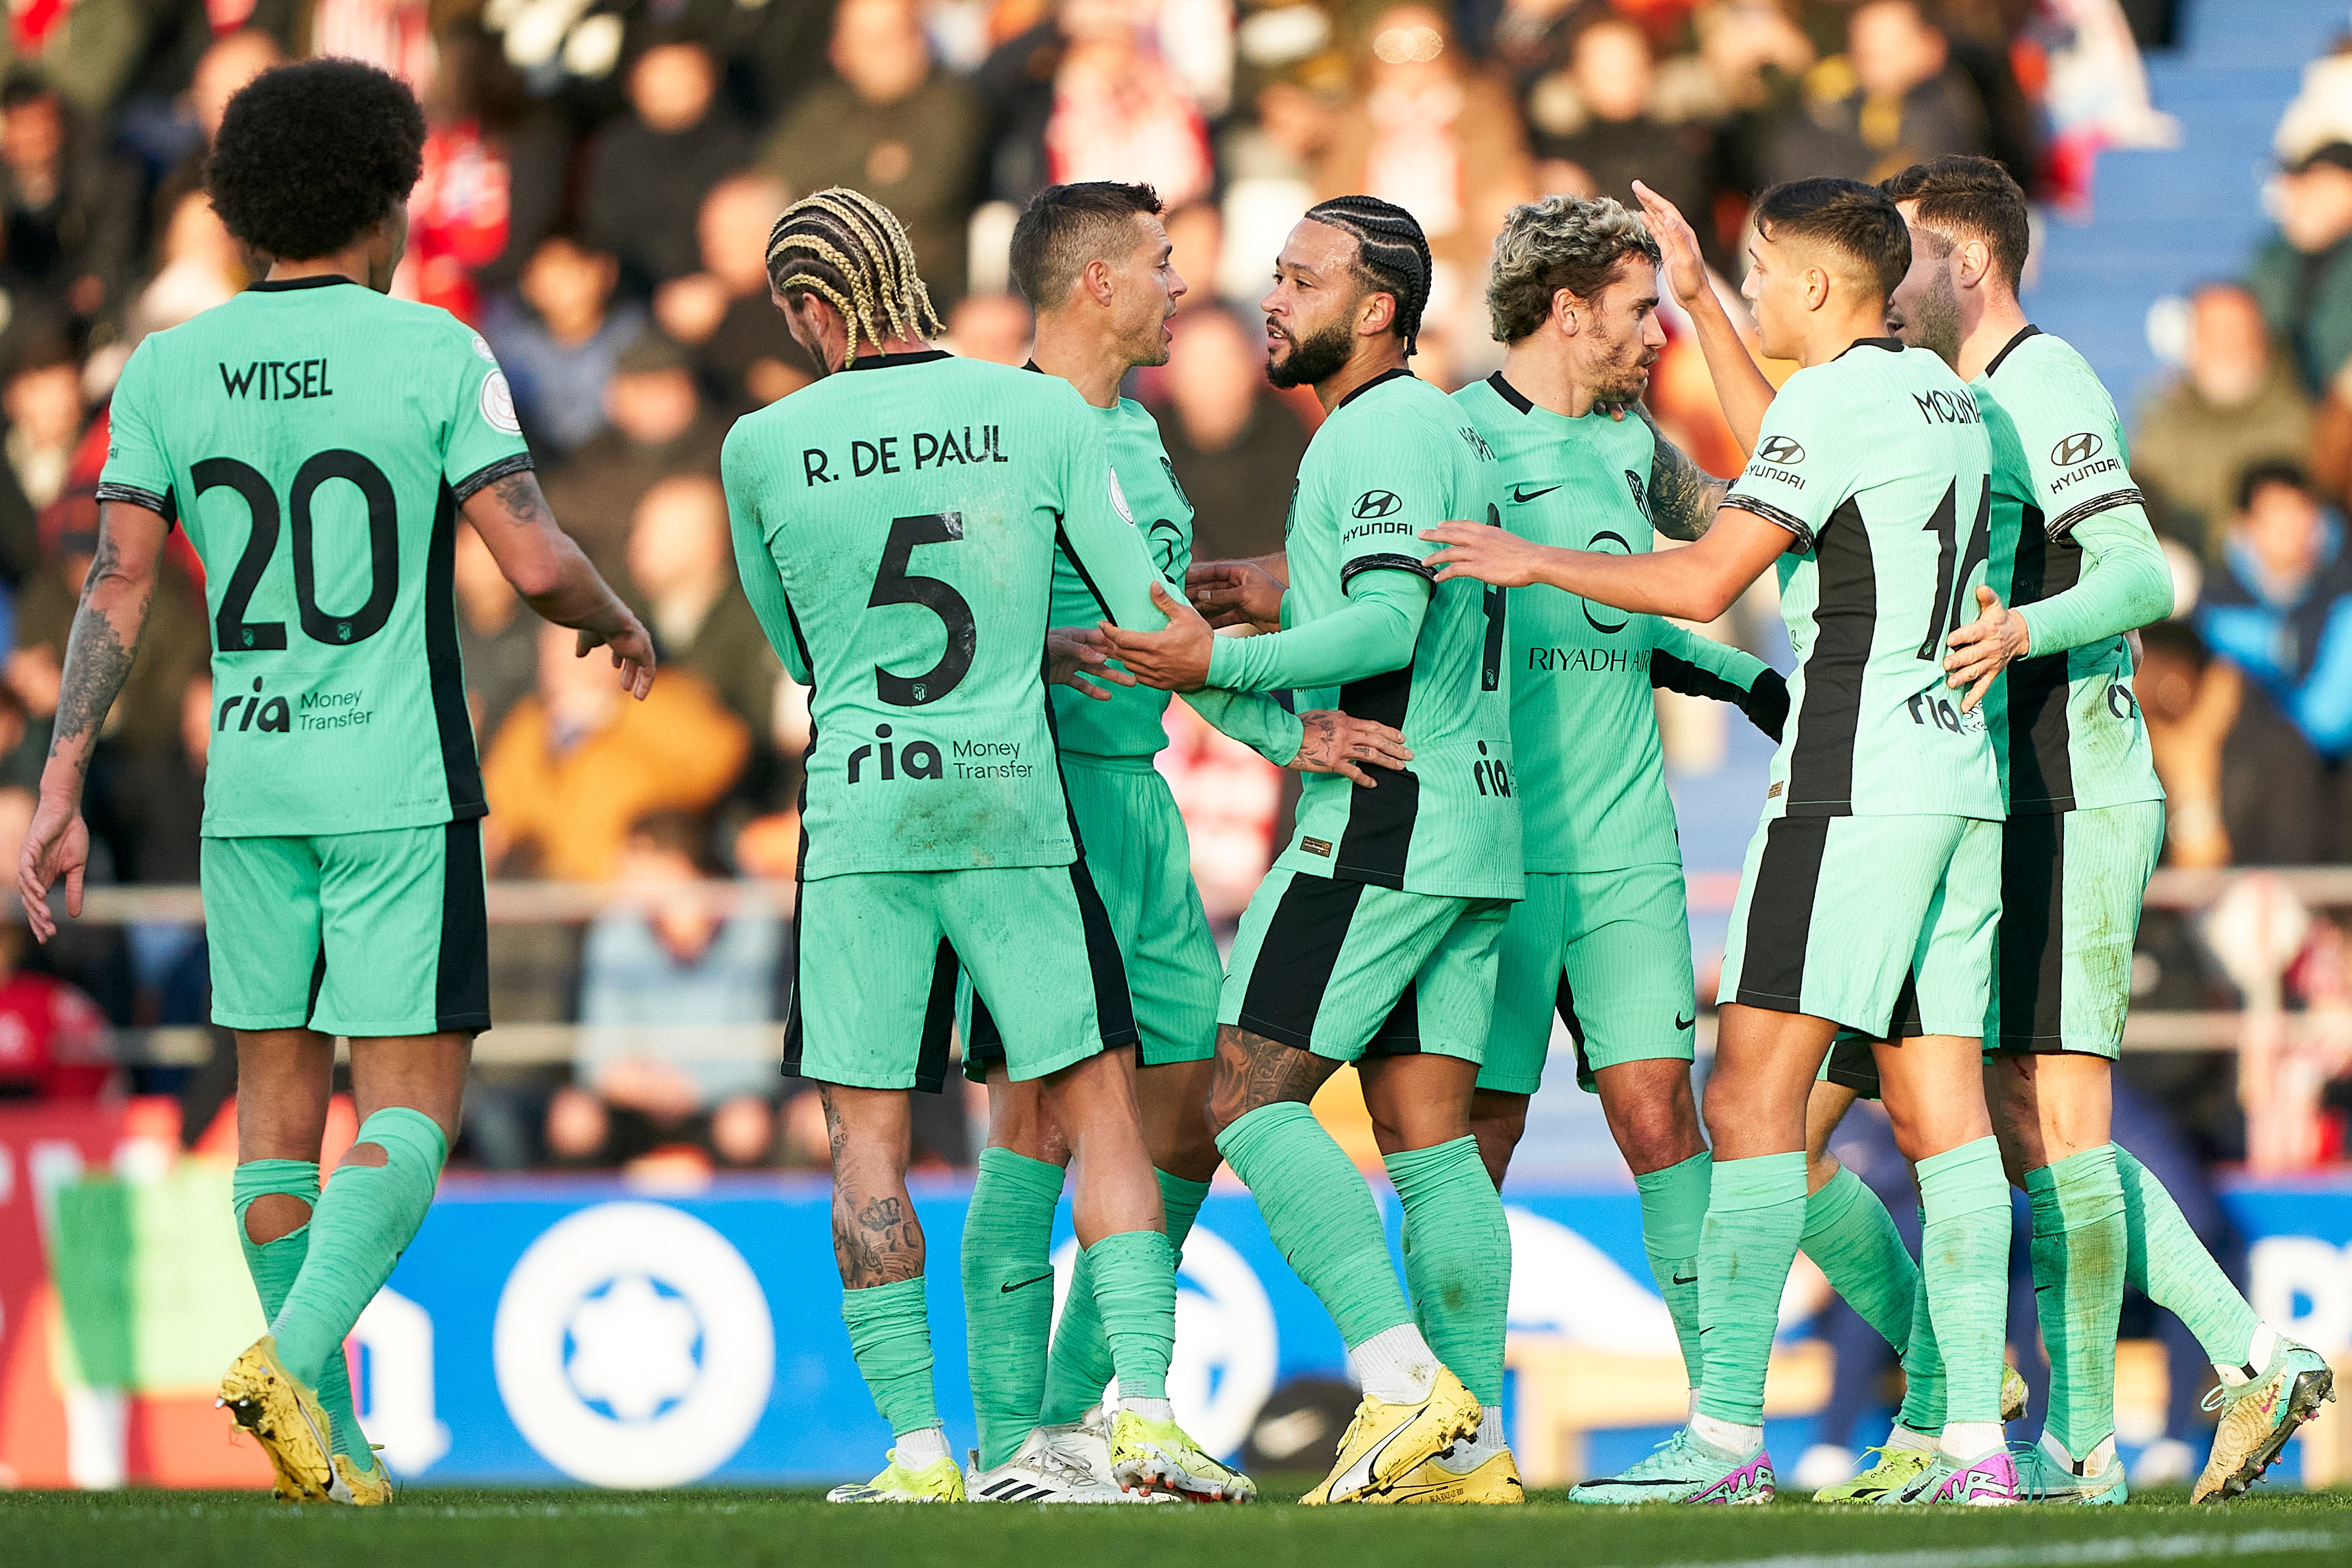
top-left (19, 501), bottom-right (168, 939)
top-left (1640, 409), bottom-right (1731, 542)
top-left (1650, 619), bottom-right (1789, 742)
top-left (1424, 505), bottom-right (1790, 624)
top-left (1941, 511), bottom-right (2174, 710)
top-left (1633, 180), bottom-right (1774, 459)
top-left (463, 470), bottom-right (654, 698)
top-left (1103, 575), bottom-right (1425, 693)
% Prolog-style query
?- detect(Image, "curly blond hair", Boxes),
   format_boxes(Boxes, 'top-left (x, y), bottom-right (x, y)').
top-left (1485, 194), bottom-right (1661, 345)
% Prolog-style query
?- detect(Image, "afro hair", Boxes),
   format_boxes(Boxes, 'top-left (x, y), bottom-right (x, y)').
top-left (207, 59), bottom-right (424, 263)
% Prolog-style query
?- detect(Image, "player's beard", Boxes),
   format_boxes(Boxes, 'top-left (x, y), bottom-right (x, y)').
top-left (1592, 340), bottom-right (1657, 407)
top-left (1899, 269), bottom-right (1964, 366)
top-left (1266, 313), bottom-right (1356, 389)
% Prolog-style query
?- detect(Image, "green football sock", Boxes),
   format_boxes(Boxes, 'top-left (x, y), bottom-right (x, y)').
top-left (1040, 1169), bottom-right (1207, 1426)
top-left (1082, 1228), bottom-right (1177, 1401)
top-left (1385, 1136), bottom-right (1511, 1406)
top-left (960, 1147), bottom-right (1065, 1469)
top-left (841, 1277), bottom-right (941, 1436)
top-left (1802, 1163), bottom-right (1919, 1354)
top-left (1895, 1220), bottom-right (1947, 1433)
top-left (2114, 1145), bottom-right (2262, 1368)
top-left (1218, 1101), bottom-right (1413, 1348)
top-left (2026, 1145), bottom-right (2126, 1457)
top-left (269, 1109), bottom-right (445, 1391)
top-left (1635, 1151), bottom-right (1710, 1390)
top-left (1694, 1150), bottom-right (1807, 1426)
top-left (1916, 1137), bottom-right (2011, 1424)
top-left (233, 1160), bottom-right (373, 1473)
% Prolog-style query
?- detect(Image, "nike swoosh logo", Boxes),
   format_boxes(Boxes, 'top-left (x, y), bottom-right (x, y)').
top-left (1331, 1414), bottom-right (1414, 1498)
top-left (1001, 1271), bottom-right (1055, 1294)
top-left (1675, 1013), bottom-right (1696, 1031)
top-left (1510, 485), bottom-right (1561, 503)
top-left (1671, 1273), bottom-right (1699, 1286)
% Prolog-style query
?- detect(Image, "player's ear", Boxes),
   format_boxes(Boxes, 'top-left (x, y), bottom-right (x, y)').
top-left (1957, 238), bottom-right (1992, 291)
top-left (1083, 256), bottom-right (1116, 308)
top-left (1358, 287), bottom-right (1397, 339)
top-left (1552, 287), bottom-right (1578, 337)
top-left (1802, 263), bottom-right (1831, 313)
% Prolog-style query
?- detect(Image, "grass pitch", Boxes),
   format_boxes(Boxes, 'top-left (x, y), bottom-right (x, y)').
top-left (6, 1486), bottom-right (2351, 1568)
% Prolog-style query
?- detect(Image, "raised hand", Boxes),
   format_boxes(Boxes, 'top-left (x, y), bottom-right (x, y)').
top-left (1292, 710), bottom-right (1414, 788)
top-left (1632, 180), bottom-right (1709, 308)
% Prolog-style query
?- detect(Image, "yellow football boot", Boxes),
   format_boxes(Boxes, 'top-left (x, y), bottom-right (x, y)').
top-left (1109, 1410), bottom-right (1256, 1502)
top-left (330, 1450), bottom-right (394, 1505)
top-left (2194, 1344), bottom-right (2335, 1503)
top-left (826, 1448), bottom-right (967, 1503)
top-left (220, 1335), bottom-right (335, 1503)
top-left (1369, 1443), bottom-right (1526, 1504)
top-left (2001, 1365), bottom-right (2030, 1424)
top-left (1298, 1366), bottom-right (1481, 1505)
top-left (1813, 1444), bottom-right (1933, 1504)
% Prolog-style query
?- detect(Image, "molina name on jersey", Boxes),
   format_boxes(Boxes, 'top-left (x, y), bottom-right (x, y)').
top-left (1724, 338), bottom-right (2002, 821)
top-left (97, 277), bottom-right (531, 838)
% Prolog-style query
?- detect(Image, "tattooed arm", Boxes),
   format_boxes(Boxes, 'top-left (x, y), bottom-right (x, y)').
top-left (1642, 407), bottom-right (1732, 544)
top-left (18, 501), bottom-right (169, 939)
top-left (460, 469), bottom-right (656, 699)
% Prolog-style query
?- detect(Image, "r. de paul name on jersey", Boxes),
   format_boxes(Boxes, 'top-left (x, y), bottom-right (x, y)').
top-left (801, 425), bottom-right (1012, 486)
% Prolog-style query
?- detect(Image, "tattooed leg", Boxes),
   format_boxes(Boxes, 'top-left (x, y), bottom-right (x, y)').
top-left (820, 1084), bottom-right (925, 1288)
top-left (1206, 1024), bottom-right (1341, 1138)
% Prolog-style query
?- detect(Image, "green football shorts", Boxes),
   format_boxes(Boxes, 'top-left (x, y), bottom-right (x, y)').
top-left (1720, 813), bottom-right (1999, 1039)
top-left (1481, 864), bottom-right (1698, 1096)
top-left (1989, 799), bottom-right (2164, 1059)
top-left (787, 863), bottom-right (1136, 1093)
top-left (203, 821), bottom-right (488, 1037)
top-left (1219, 865), bottom-right (1509, 1065)
top-left (961, 756), bottom-right (1217, 1083)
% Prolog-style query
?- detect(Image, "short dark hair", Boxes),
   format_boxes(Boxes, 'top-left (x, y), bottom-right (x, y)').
top-left (2236, 457), bottom-right (2312, 514)
top-left (1303, 195), bottom-right (1435, 354)
top-left (1753, 177), bottom-right (1910, 303)
top-left (207, 59), bottom-right (425, 262)
top-left (1880, 155), bottom-right (2031, 294)
top-left (1008, 182), bottom-right (1165, 309)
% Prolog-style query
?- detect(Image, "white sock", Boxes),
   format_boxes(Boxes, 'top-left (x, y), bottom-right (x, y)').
top-left (2218, 1323), bottom-right (2281, 1386)
top-left (2039, 1429), bottom-right (2116, 1474)
top-left (1886, 1425), bottom-right (1939, 1455)
top-left (1347, 1323), bottom-right (1439, 1404)
top-left (1119, 1396), bottom-right (1174, 1422)
top-left (1686, 1389), bottom-right (1701, 1424)
top-left (1690, 1412), bottom-right (1761, 1455)
top-left (895, 1426), bottom-right (950, 1468)
top-left (1939, 1421), bottom-right (2003, 1464)
top-left (1435, 1406), bottom-right (1506, 1471)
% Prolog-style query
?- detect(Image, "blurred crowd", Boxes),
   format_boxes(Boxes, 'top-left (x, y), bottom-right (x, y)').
top-left (10, 0), bottom-right (2337, 1174)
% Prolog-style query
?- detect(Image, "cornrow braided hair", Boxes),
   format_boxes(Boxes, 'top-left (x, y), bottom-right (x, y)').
top-left (764, 187), bottom-right (945, 366)
top-left (1304, 195), bottom-right (1435, 356)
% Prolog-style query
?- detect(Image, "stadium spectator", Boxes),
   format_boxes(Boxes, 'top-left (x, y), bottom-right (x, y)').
top-left (1155, 306), bottom-right (1311, 562)
top-left (539, 329), bottom-right (728, 589)
top-left (148, 30), bottom-right (282, 246)
top-left (764, 0), bottom-right (985, 306)
top-left (1526, 15), bottom-right (1713, 255)
top-left (401, 29), bottom-right (518, 325)
top-left (0, 70), bottom-right (137, 328)
top-left (654, 171), bottom-right (815, 419)
top-left (581, 38), bottom-right (752, 296)
top-left (550, 811), bottom-right (785, 1169)
top-left (625, 474), bottom-right (785, 808)
top-left (2135, 282), bottom-right (2314, 560)
top-left (480, 621), bottom-right (748, 882)
top-left (0, 920), bottom-right (109, 1100)
top-left (480, 232), bottom-right (644, 457)
top-left (1757, 0), bottom-right (1990, 190)
top-left (2194, 462), bottom-right (2352, 768)
top-left (2138, 618), bottom-right (2326, 869)
top-left (1315, 4), bottom-right (1533, 373)
top-left (130, 191), bottom-right (245, 340)
top-left (2249, 142), bottom-right (2352, 396)
top-left (944, 291), bottom-right (1034, 365)
top-left (454, 522), bottom-right (539, 745)
top-left (977, 0), bottom-right (1215, 214)
top-left (0, 331), bottom-right (81, 588)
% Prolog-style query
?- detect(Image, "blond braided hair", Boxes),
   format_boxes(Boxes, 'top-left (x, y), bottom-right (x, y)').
top-left (765, 188), bottom-right (944, 366)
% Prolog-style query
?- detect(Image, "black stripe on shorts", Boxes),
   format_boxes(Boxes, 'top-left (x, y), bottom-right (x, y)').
top-left (1997, 811), bottom-right (2067, 1050)
top-left (1556, 969), bottom-right (1591, 1084)
top-left (916, 939), bottom-right (959, 1093)
top-left (962, 856), bottom-right (1137, 1070)
top-left (1362, 976), bottom-right (1424, 1058)
top-left (1238, 874), bottom-right (1368, 1051)
top-left (435, 818), bottom-right (491, 1032)
top-left (1732, 816), bottom-right (1829, 1012)
top-left (1823, 1034), bottom-right (1881, 1098)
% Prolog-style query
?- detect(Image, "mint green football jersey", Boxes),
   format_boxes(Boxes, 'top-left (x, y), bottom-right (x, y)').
top-left (1724, 338), bottom-right (2002, 820)
top-left (1975, 328), bottom-right (2162, 815)
top-left (1227, 370), bottom-right (1520, 900)
top-left (724, 350), bottom-right (1230, 881)
top-left (97, 278), bottom-right (532, 838)
top-left (1455, 373), bottom-right (1777, 872)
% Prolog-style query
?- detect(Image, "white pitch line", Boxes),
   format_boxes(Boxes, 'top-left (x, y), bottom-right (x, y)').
top-left (1613, 1529), bottom-right (2352, 1568)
